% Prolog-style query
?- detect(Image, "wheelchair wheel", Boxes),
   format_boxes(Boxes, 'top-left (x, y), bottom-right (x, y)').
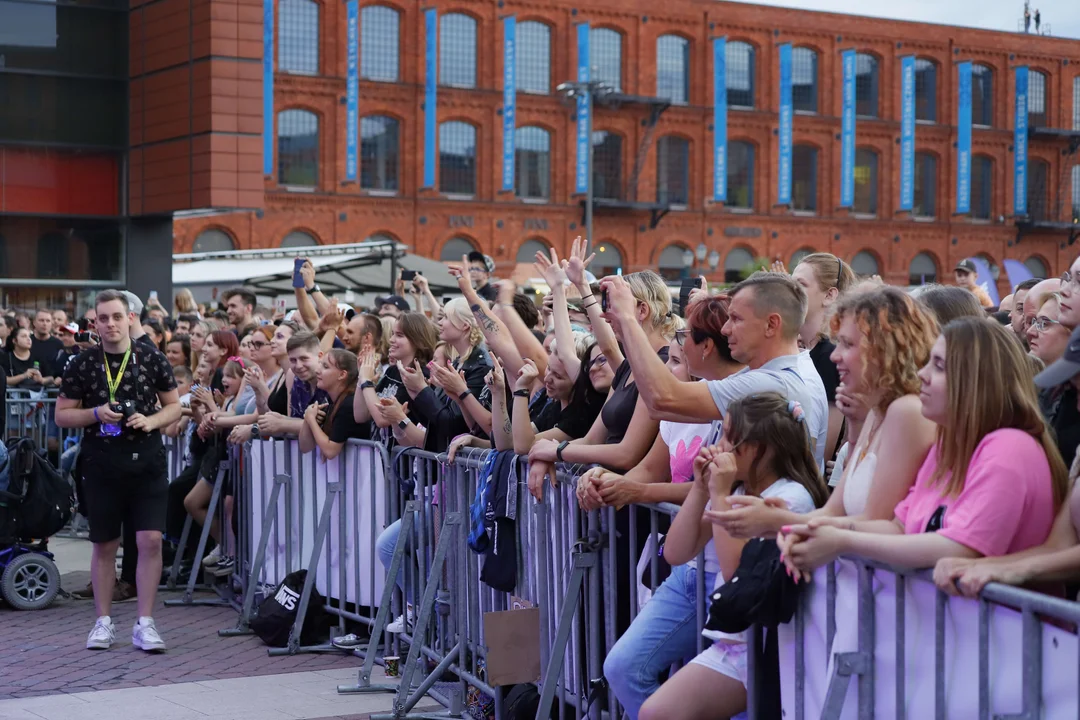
top-left (1, 552), bottom-right (61, 611)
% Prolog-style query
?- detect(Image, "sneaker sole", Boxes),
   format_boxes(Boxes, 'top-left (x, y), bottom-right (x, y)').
top-left (133, 639), bottom-right (167, 653)
top-left (86, 642), bottom-right (112, 651)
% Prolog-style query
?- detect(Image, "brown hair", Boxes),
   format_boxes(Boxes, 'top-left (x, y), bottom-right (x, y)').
top-left (321, 349), bottom-right (359, 432)
top-left (95, 289), bottom-right (130, 312)
top-left (286, 331), bottom-right (321, 354)
top-left (396, 312), bottom-right (438, 366)
top-left (913, 284), bottom-right (984, 326)
top-left (934, 317), bottom-right (1069, 507)
top-left (797, 253), bottom-right (857, 295)
top-left (731, 272), bottom-right (807, 341)
top-left (829, 286), bottom-right (938, 413)
top-left (725, 392), bottom-right (828, 508)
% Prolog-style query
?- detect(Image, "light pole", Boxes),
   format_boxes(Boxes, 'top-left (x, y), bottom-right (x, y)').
top-left (557, 80), bottom-right (611, 253)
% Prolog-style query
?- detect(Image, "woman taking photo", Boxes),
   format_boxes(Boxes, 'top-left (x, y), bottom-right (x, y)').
top-left (300, 348), bottom-right (365, 460)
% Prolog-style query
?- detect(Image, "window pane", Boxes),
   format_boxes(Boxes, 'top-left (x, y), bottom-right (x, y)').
top-left (0, 74), bottom-right (126, 146)
top-left (853, 148), bottom-right (878, 215)
top-left (657, 245), bottom-right (688, 282)
top-left (277, 109), bottom-right (319, 187)
top-left (727, 41), bottom-right (755, 109)
top-left (971, 156), bottom-right (993, 219)
top-left (1074, 76), bottom-right (1080, 131)
top-left (856, 53), bottom-right (879, 118)
top-left (517, 21), bottom-right (550, 95)
top-left (1029, 70), bottom-right (1047, 128)
top-left (1028, 159), bottom-right (1049, 221)
top-left (515, 126), bottom-right (550, 199)
top-left (440, 236), bottom-right (476, 260)
top-left (0, 2), bottom-right (126, 78)
top-left (592, 131), bottom-right (622, 200)
top-left (440, 13), bottom-right (476, 89)
top-left (590, 28), bottom-right (622, 91)
top-left (727, 141), bottom-right (754, 209)
top-left (516, 239), bottom-right (548, 263)
top-left (913, 153), bottom-right (936, 218)
top-left (1024, 256), bottom-right (1048, 278)
top-left (281, 230), bottom-right (317, 248)
top-left (915, 59), bottom-right (937, 122)
top-left (972, 64), bottom-right (994, 127)
top-left (593, 242), bottom-right (623, 276)
top-left (360, 5), bottom-right (399, 81)
top-left (657, 35), bottom-right (689, 104)
top-left (656, 135), bottom-right (689, 205)
top-left (792, 47), bottom-right (818, 113)
top-left (792, 145), bottom-right (817, 212)
top-left (909, 253), bottom-right (937, 285)
top-left (724, 247), bottom-right (754, 283)
top-left (851, 251), bottom-right (878, 276)
top-left (193, 229), bottom-right (235, 253)
top-left (1073, 165), bottom-right (1080, 222)
top-left (439, 121), bottom-right (476, 195)
top-left (0, 216), bottom-right (122, 282)
top-left (279, 0), bottom-right (319, 75)
top-left (360, 115), bottom-right (399, 191)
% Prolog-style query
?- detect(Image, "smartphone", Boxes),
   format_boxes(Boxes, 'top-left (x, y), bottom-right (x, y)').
top-left (600, 288), bottom-right (609, 313)
top-left (401, 269), bottom-right (417, 281)
top-left (275, 297), bottom-right (287, 314)
top-left (292, 258), bottom-right (306, 289)
top-left (149, 290), bottom-right (159, 302)
top-left (75, 331), bottom-right (97, 343)
top-left (679, 278), bottom-right (698, 317)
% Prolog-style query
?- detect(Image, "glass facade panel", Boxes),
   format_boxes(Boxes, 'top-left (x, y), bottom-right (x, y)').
top-left (909, 252), bottom-right (938, 285)
top-left (440, 236), bottom-right (476, 260)
top-left (0, 216), bottom-right (122, 282)
top-left (0, 74), bottom-right (125, 146)
top-left (360, 5), bottom-right (399, 82)
top-left (517, 21), bottom-right (550, 95)
top-left (440, 13), bottom-right (476, 89)
top-left (0, 147), bottom-right (119, 215)
top-left (656, 35), bottom-right (689, 104)
top-left (0, 2), bottom-right (127, 78)
top-left (792, 47), bottom-right (817, 113)
top-left (360, 115), bottom-right (399, 191)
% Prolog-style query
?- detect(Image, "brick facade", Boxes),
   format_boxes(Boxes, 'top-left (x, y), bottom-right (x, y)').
top-left (172, 0), bottom-right (1080, 292)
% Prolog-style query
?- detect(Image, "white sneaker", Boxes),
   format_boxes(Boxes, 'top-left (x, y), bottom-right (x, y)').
top-left (132, 618), bottom-right (167, 653)
top-left (201, 546), bottom-right (222, 567)
top-left (385, 606), bottom-right (414, 634)
top-left (86, 617), bottom-right (115, 650)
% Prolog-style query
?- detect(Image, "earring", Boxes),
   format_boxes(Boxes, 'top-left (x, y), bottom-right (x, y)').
top-left (702, 350), bottom-right (706, 362)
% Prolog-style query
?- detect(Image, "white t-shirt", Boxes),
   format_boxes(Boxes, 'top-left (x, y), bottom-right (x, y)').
top-left (660, 420), bottom-right (717, 484)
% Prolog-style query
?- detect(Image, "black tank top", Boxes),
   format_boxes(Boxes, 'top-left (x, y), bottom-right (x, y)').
top-left (268, 374), bottom-right (289, 415)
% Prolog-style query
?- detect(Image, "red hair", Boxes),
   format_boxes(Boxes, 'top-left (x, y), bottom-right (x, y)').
top-left (686, 297), bottom-right (734, 363)
top-left (208, 330), bottom-right (240, 368)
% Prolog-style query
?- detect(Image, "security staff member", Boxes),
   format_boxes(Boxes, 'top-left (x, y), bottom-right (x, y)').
top-left (56, 290), bottom-right (181, 652)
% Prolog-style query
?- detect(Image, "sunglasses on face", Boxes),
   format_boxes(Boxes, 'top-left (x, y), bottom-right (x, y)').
top-left (249, 340), bottom-right (268, 349)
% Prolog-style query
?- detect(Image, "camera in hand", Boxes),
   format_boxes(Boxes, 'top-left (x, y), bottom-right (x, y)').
top-left (401, 269), bottom-right (417, 281)
top-left (111, 400), bottom-right (137, 420)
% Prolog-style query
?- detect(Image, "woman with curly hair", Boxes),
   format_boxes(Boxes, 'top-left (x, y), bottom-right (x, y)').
top-left (708, 285), bottom-right (939, 539)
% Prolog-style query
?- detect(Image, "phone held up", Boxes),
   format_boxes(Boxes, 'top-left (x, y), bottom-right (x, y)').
top-left (292, 258), bottom-right (306, 289)
top-left (401, 270), bottom-right (418, 282)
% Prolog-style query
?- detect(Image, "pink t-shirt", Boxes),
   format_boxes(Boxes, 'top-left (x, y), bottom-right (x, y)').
top-left (893, 428), bottom-right (1057, 558)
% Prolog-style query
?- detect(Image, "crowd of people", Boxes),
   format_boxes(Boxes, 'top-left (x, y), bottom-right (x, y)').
top-left (5, 243), bottom-right (1080, 720)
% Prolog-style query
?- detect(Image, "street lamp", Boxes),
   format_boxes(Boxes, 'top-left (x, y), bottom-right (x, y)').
top-left (557, 79), bottom-right (613, 254)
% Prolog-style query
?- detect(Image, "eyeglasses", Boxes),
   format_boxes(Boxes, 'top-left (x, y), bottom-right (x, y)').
top-left (467, 267), bottom-right (486, 274)
top-left (674, 329), bottom-right (688, 347)
top-left (249, 341), bottom-right (268, 349)
top-left (1061, 271), bottom-right (1080, 289)
top-left (1031, 316), bottom-right (1061, 333)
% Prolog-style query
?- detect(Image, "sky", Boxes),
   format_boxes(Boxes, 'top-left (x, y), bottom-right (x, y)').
top-left (729, 0), bottom-right (1080, 40)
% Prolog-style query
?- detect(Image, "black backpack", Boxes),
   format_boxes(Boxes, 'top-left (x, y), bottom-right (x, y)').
top-left (250, 569), bottom-right (327, 647)
top-left (503, 683), bottom-right (542, 720)
top-left (4, 439), bottom-right (74, 540)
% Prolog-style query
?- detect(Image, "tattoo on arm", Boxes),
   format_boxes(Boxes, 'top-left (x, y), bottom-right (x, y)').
top-left (503, 417), bottom-right (512, 435)
top-left (470, 304), bottom-right (500, 335)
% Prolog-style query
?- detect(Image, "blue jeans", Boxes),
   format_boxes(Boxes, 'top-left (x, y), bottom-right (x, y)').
top-left (376, 518), bottom-right (416, 596)
top-left (603, 564), bottom-right (717, 720)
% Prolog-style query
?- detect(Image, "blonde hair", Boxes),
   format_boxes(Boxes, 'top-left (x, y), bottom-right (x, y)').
top-left (796, 253), bottom-right (857, 294)
top-left (624, 270), bottom-right (677, 340)
top-left (174, 288), bottom-right (198, 316)
top-left (434, 341), bottom-right (459, 365)
top-left (443, 298), bottom-right (485, 348)
top-left (549, 330), bottom-right (594, 361)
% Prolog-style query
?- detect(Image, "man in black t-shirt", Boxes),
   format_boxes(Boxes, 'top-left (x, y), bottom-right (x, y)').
top-left (30, 309), bottom-right (63, 387)
top-left (57, 290), bottom-right (180, 653)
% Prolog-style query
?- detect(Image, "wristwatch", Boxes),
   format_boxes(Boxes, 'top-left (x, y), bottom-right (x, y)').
top-left (251, 424), bottom-right (260, 438)
top-left (397, 418), bottom-right (410, 430)
top-left (556, 440), bottom-right (570, 462)
top-left (457, 390), bottom-right (470, 401)
top-left (360, 380), bottom-right (375, 390)
top-left (305, 284), bottom-right (321, 294)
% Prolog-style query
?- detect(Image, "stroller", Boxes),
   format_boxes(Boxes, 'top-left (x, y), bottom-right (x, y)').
top-left (0, 438), bottom-right (73, 610)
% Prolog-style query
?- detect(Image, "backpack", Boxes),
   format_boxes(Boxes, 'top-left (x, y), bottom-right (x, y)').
top-left (5, 438), bottom-right (74, 540)
top-left (249, 569), bottom-right (327, 647)
top-left (503, 683), bottom-right (543, 720)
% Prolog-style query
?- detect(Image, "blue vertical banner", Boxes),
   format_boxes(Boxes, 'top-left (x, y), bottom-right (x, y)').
top-left (262, 0), bottom-right (274, 175)
top-left (574, 23), bottom-right (590, 195)
top-left (899, 55), bottom-right (916, 211)
top-left (777, 43), bottom-right (793, 206)
top-left (501, 16), bottom-right (516, 193)
top-left (423, 8), bottom-right (438, 189)
top-left (712, 37), bottom-right (727, 203)
top-left (956, 61), bottom-right (973, 215)
top-left (1014, 65), bottom-right (1029, 216)
top-left (345, 0), bottom-right (359, 182)
top-left (840, 49), bottom-right (857, 208)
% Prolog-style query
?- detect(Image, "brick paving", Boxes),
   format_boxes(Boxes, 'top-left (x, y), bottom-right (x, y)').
top-left (0, 571), bottom-right (363, 701)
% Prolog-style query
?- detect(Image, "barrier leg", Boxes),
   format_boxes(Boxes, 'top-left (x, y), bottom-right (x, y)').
top-left (821, 563), bottom-right (875, 720)
top-left (161, 514), bottom-right (193, 590)
top-left (995, 608), bottom-right (1043, 720)
top-left (220, 473), bottom-right (289, 637)
top-left (165, 466), bottom-right (231, 607)
top-left (338, 503), bottom-right (417, 695)
top-left (268, 480), bottom-right (342, 656)
top-left (536, 550), bottom-right (597, 720)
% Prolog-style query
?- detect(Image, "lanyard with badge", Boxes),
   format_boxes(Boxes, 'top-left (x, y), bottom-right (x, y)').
top-left (100, 346), bottom-right (131, 437)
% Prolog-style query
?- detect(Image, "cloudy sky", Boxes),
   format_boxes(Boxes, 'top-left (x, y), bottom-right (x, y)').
top-left (730, 0), bottom-right (1080, 39)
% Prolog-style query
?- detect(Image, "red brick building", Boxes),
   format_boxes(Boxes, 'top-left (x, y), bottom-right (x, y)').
top-left (172, 0), bottom-right (1080, 292)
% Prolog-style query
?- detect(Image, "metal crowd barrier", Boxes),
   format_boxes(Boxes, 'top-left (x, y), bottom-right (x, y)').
top-left (4, 389), bottom-right (80, 458)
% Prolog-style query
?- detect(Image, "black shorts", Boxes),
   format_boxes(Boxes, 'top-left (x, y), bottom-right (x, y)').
top-left (82, 442), bottom-right (169, 544)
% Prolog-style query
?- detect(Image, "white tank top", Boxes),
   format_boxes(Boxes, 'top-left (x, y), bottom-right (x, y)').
top-left (841, 447), bottom-right (878, 517)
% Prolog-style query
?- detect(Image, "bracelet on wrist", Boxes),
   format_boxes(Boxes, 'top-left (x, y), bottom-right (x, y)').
top-left (582, 300), bottom-right (599, 311)
top-left (457, 390), bottom-right (471, 402)
top-left (512, 389), bottom-right (530, 398)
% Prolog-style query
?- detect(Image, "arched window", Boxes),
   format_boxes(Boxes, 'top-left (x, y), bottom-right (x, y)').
top-left (657, 244), bottom-right (690, 282)
top-left (517, 21), bottom-right (550, 95)
top-left (656, 135), bottom-right (690, 206)
top-left (726, 41), bottom-right (755, 109)
top-left (593, 242), bottom-right (623, 277)
top-left (792, 144), bottom-right (817, 213)
top-left (281, 230), bottom-right (318, 248)
top-left (592, 131), bottom-right (622, 201)
top-left (791, 248), bottom-right (814, 267)
top-left (360, 5), bottom-right (399, 81)
top-left (724, 247), bottom-right (754, 284)
top-left (440, 236), bottom-right (476, 260)
top-left (972, 64), bottom-right (994, 127)
top-left (853, 148), bottom-right (878, 216)
top-left (515, 126), bottom-right (550, 200)
top-left (971, 155), bottom-right (993, 220)
top-left (364, 232), bottom-right (396, 244)
top-left (855, 53), bottom-right (879, 118)
top-left (656, 35), bottom-right (689, 104)
top-left (590, 28), bottom-right (622, 92)
top-left (1024, 256), bottom-right (1048, 278)
top-left (439, 121), bottom-right (476, 195)
top-left (913, 152), bottom-right (937, 219)
top-left (277, 109), bottom-right (319, 187)
top-left (727, 141), bottom-right (754, 210)
top-left (192, 229), bottom-right (235, 253)
top-left (792, 47), bottom-right (818, 113)
top-left (851, 251), bottom-right (879, 277)
top-left (909, 252), bottom-right (937, 285)
top-left (516, 239), bottom-right (549, 263)
top-left (440, 13), bottom-right (476, 89)
top-left (360, 115), bottom-right (399, 191)
top-left (915, 58), bottom-right (937, 122)
top-left (278, 0), bottom-right (319, 75)
top-left (1028, 70), bottom-right (1048, 128)
top-left (1028, 158), bottom-right (1049, 222)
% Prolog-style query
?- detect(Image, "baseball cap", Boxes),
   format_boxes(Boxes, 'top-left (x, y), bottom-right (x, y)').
top-left (1035, 325), bottom-right (1080, 389)
top-left (954, 259), bottom-right (977, 274)
top-left (467, 251), bottom-right (496, 273)
top-left (120, 290), bottom-right (144, 316)
top-left (374, 295), bottom-right (410, 312)
top-left (59, 323), bottom-right (79, 334)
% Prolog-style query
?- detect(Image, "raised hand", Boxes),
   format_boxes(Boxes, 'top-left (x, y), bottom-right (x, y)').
top-left (515, 358), bottom-right (539, 391)
top-left (399, 360), bottom-right (428, 396)
top-left (565, 236), bottom-right (596, 289)
top-left (358, 351), bottom-right (379, 384)
top-left (534, 248), bottom-right (569, 290)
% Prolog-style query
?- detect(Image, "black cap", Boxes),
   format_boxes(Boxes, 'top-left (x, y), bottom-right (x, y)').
top-left (954, 259), bottom-right (977, 274)
top-left (1035, 325), bottom-right (1080, 388)
top-left (375, 295), bottom-right (410, 312)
